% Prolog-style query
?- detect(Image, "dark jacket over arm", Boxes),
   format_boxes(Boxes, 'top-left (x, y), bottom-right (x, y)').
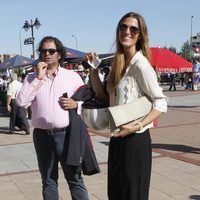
top-left (65, 85), bottom-right (100, 175)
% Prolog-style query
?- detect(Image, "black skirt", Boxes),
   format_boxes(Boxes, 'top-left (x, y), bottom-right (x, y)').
top-left (108, 129), bottom-right (152, 200)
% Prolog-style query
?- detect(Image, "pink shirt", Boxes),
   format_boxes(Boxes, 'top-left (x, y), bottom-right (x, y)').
top-left (16, 67), bottom-right (84, 129)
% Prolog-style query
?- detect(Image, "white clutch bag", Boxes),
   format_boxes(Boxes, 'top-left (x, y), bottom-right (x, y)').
top-left (108, 96), bottom-right (152, 132)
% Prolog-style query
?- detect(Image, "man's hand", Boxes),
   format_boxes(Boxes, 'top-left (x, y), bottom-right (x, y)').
top-left (36, 62), bottom-right (48, 80)
top-left (58, 96), bottom-right (78, 110)
top-left (7, 104), bottom-right (11, 112)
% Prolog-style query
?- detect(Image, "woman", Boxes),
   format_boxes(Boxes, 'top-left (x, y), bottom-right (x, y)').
top-left (86, 12), bottom-right (168, 200)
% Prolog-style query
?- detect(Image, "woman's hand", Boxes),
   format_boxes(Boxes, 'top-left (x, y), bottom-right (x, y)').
top-left (112, 123), bottom-right (140, 137)
top-left (59, 97), bottom-right (78, 110)
top-left (85, 51), bottom-right (98, 62)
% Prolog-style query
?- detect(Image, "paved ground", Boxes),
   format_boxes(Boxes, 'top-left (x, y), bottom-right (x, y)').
top-left (0, 85), bottom-right (200, 200)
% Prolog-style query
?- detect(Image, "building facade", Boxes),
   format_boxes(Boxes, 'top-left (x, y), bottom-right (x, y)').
top-left (191, 33), bottom-right (200, 58)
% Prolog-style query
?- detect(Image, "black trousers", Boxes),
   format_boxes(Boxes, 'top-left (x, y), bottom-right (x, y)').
top-left (108, 129), bottom-right (152, 200)
top-left (169, 83), bottom-right (176, 91)
top-left (9, 99), bottom-right (29, 132)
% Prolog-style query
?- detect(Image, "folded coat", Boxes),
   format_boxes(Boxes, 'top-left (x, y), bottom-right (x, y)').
top-left (65, 85), bottom-right (100, 175)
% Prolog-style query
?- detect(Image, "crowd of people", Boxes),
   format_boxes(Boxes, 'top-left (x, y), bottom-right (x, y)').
top-left (167, 72), bottom-right (195, 91)
top-left (0, 72), bottom-right (30, 135)
top-left (159, 62), bottom-right (200, 91)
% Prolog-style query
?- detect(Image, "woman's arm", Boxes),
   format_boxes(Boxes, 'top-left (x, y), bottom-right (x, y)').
top-left (85, 52), bottom-right (109, 105)
top-left (89, 68), bottom-right (109, 105)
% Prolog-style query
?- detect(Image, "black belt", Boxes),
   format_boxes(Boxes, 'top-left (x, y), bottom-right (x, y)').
top-left (35, 127), bottom-right (67, 135)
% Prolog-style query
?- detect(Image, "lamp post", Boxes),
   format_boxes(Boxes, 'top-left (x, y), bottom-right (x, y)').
top-left (19, 28), bottom-right (23, 56)
top-left (72, 34), bottom-right (78, 50)
top-left (190, 15), bottom-right (194, 60)
top-left (23, 18), bottom-right (41, 59)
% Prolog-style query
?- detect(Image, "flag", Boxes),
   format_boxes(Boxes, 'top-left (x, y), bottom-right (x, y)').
top-left (193, 46), bottom-right (200, 53)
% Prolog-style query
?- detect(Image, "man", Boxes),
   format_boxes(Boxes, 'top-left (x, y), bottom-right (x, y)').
top-left (7, 73), bottom-right (30, 134)
top-left (193, 58), bottom-right (200, 90)
top-left (16, 36), bottom-right (89, 200)
top-left (168, 72), bottom-right (176, 91)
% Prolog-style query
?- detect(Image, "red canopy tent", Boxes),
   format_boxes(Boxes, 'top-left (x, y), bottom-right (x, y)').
top-left (150, 47), bottom-right (193, 73)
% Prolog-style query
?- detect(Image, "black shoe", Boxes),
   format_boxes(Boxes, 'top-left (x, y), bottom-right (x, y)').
top-left (20, 127), bottom-right (30, 135)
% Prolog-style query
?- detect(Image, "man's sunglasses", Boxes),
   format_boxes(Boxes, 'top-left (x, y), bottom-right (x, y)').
top-left (40, 48), bottom-right (58, 55)
top-left (118, 24), bottom-right (139, 34)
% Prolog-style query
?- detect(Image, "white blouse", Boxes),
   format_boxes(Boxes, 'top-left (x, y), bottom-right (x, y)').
top-left (110, 51), bottom-right (168, 132)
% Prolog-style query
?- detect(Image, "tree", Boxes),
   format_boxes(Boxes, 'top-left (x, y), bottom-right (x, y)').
top-left (179, 40), bottom-right (190, 61)
top-left (168, 46), bottom-right (177, 53)
top-left (163, 46), bottom-right (177, 53)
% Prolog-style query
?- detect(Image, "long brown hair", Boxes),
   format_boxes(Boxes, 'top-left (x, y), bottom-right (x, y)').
top-left (107, 12), bottom-right (151, 92)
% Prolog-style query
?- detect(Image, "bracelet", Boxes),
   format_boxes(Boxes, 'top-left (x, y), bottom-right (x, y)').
top-left (136, 122), bottom-right (143, 131)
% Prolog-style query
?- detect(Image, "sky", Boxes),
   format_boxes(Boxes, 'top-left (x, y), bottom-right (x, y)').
top-left (0, 0), bottom-right (200, 58)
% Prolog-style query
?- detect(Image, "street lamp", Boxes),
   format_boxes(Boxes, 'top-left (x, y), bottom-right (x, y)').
top-left (72, 34), bottom-right (78, 50)
top-left (19, 28), bottom-right (23, 56)
top-left (190, 15), bottom-right (194, 60)
top-left (23, 18), bottom-right (41, 59)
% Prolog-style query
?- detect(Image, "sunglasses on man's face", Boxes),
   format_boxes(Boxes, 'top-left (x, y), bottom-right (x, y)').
top-left (40, 48), bottom-right (58, 55)
top-left (118, 24), bottom-right (139, 34)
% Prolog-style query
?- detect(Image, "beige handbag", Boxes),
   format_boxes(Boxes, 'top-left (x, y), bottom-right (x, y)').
top-left (108, 96), bottom-right (152, 132)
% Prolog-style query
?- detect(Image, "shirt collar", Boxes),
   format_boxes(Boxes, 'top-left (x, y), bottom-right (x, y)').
top-left (46, 65), bottom-right (61, 78)
top-left (129, 51), bottom-right (142, 66)
top-left (54, 65), bottom-right (61, 76)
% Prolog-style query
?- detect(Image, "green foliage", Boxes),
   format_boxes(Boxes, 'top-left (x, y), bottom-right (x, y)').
top-left (162, 46), bottom-right (177, 53)
top-left (168, 46), bottom-right (177, 53)
top-left (12, 68), bottom-right (24, 76)
top-left (179, 40), bottom-right (191, 61)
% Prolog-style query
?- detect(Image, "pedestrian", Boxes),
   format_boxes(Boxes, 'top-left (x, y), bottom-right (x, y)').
top-left (0, 76), bottom-right (3, 90)
top-left (168, 72), bottom-right (176, 91)
top-left (16, 36), bottom-right (90, 200)
top-left (185, 72), bottom-right (193, 90)
top-left (180, 73), bottom-right (185, 87)
top-left (6, 73), bottom-right (30, 134)
top-left (193, 58), bottom-right (200, 90)
top-left (86, 12), bottom-right (168, 200)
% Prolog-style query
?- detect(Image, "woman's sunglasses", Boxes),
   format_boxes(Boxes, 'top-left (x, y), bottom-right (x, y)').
top-left (118, 24), bottom-right (139, 34)
top-left (40, 48), bottom-right (58, 55)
